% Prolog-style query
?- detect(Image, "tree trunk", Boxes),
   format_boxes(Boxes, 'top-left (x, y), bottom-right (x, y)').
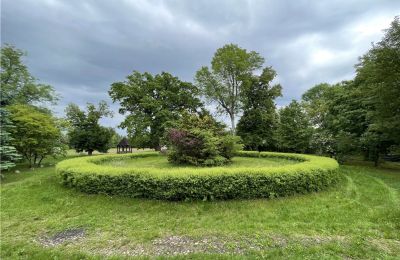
top-left (230, 114), bottom-right (235, 134)
top-left (374, 153), bottom-right (379, 167)
top-left (88, 150), bottom-right (93, 156)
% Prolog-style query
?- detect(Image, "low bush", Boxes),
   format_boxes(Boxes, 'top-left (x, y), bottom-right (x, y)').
top-left (57, 151), bottom-right (340, 201)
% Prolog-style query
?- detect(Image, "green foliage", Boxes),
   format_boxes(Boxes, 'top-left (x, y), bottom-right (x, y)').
top-left (237, 67), bottom-right (282, 151)
top-left (0, 107), bottom-right (21, 171)
top-left (302, 81), bottom-right (368, 161)
top-left (355, 16), bottom-right (400, 162)
top-left (65, 101), bottom-right (113, 155)
top-left (109, 71), bottom-right (202, 150)
top-left (109, 129), bottom-right (124, 148)
top-left (277, 100), bottom-right (313, 153)
top-left (0, 44), bottom-right (57, 107)
top-left (166, 112), bottom-right (241, 166)
top-left (8, 104), bottom-right (65, 167)
top-left (195, 44), bottom-right (264, 131)
top-left (56, 151), bottom-right (339, 201)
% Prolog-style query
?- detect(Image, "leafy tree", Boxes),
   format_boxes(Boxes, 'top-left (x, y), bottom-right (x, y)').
top-left (277, 100), bottom-right (313, 153)
top-left (109, 71), bottom-right (202, 150)
top-left (166, 112), bottom-right (241, 166)
top-left (109, 129), bottom-right (124, 148)
top-left (355, 16), bottom-right (400, 164)
top-left (195, 44), bottom-right (264, 132)
top-left (0, 108), bottom-right (21, 171)
top-left (0, 44), bottom-right (57, 107)
top-left (66, 101), bottom-right (113, 155)
top-left (8, 104), bottom-right (65, 167)
top-left (237, 67), bottom-right (282, 151)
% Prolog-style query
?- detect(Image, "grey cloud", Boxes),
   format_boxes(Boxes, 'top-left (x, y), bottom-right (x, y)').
top-left (2, 0), bottom-right (400, 133)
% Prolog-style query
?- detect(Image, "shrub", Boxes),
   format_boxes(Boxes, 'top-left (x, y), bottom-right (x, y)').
top-left (166, 112), bottom-right (241, 166)
top-left (56, 151), bottom-right (340, 201)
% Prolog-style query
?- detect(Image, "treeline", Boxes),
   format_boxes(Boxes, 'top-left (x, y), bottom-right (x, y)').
top-left (1, 17), bottom-right (398, 170)
top-left (0, 45), bottom-right (121, 169)
top-left (109, 17), bottom-right (399, 165)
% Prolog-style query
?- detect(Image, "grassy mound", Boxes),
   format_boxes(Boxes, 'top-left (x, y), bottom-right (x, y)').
top-left (56, 151), bottom-right (339, 200)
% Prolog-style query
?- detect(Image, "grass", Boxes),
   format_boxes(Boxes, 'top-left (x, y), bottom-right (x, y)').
top-left (1, 153), bottom-right (400, 259)
top-left (100, 155), bottom-right (298, 169)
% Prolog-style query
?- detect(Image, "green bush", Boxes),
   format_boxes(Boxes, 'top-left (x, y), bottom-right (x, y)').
top-left (166, 112), bottom-right (241, 166)
top-left (57, 151), bottom-right (340, 201)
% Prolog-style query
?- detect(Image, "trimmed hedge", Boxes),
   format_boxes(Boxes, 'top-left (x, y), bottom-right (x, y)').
top-left (56, 151), bottom-right (340, 201)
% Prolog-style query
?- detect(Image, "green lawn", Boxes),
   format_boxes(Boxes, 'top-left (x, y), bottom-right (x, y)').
top-left (1, 154), bottom-right (400, 259)
top-left (100, 155), bottom-right (298, 169)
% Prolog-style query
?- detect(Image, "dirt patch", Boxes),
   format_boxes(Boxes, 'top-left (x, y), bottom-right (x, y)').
top-left (40, 228), bottom-right (86, 246)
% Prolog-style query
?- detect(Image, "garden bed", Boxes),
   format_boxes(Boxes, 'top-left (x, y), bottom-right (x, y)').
top-left (56, 151), bottom-right (339, 200)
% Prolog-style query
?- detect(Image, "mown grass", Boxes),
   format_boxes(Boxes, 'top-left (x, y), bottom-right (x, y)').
top-left (1, 154), bottom-right (400, 259)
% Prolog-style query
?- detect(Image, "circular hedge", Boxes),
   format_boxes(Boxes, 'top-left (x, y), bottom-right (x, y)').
top-left (56, 151), bottom-right (339, 201)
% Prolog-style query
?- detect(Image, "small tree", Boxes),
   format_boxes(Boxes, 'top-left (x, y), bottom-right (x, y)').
top-left (66, 101), bottom-right (113, 155)
top-left (0, 107), bottom-right (21, 171)
top-left (166, 112), bottom-right (241, 166)
top-left (195, 44), bottom-right (264, 132)
top-left (8, 104), bottom-right (65, 167)
top-left (277, 100), bottom-right (313, 153)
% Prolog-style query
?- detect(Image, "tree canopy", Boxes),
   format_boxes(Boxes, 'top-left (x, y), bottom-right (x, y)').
top-left (0, 44), bottom-right (57, 107)
top-left (66, 101), bottom-right (114, 155)
top-left (195, 44), bottom-right (264, 132)
top-left (8, 104), bottom-right (65, 167)
top-left (237, 67), bottom-right (282, 151)
top-left (109, 71), bottom-right (203, 150)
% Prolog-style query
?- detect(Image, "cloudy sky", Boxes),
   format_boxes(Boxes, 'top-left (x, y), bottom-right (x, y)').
top-left (2, 0), bottom-right (399, 133)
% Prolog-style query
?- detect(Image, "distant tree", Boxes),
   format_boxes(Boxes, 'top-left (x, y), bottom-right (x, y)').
top-left (109, 128), bottom-right (124, 148)
top-left (0, 44), bottom-right (57, 107)
top-left (277, 100), bottom-right (313, 153)
top-left (237, 67), bottom-right (282, 151)
top-left (195, 44), bottom-right (264, 132)
top-left (66, 101), bottom-right (113, 155)
top-left (0, 107), bottom-right (21, 172)
top-left (109, 71), bottom-right (202, 150)
top-left (8, 104), bottom-right (65, 167)
top-left (302, 81), bottom-right (368, 161)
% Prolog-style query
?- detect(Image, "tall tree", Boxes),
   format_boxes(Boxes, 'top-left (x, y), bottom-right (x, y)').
top-left (237, 67), bottom-right (282, 151)
top-left (0, 108), bottom-right (21, 171)
top-left (66, 101), bottom-right (113, 155)
top-left (355, 16), bottom-right (400, 164)
top-left (0, 44), bottom-right (57, 107)
top-left (8, 104), bottom-right (65, 167)
top-left (195, 44), bottom-right (264, 132)
top-left (302, 81), bottom-right (369, 161)
top-left (109, 71), bottom-right (202, 150)
top-left (277, 100), bottom-right (313, 153)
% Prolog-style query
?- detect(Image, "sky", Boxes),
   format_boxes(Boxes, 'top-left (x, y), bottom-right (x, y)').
top-left (2, 0), bottom-right (400, 133)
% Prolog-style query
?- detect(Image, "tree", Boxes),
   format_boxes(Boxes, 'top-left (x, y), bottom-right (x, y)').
top-left (0, 44), bottom-right (57, 107)
top-left (277, 100), bottom-right (313, 153)
top-left (195, 44), bottom-right (264, 132)
top-left (0, 107), bottom-right (21, 171)
top-left (66, 101), bottom-right (113, 155)
top-left (237, 67), bottom-right (282, 151)
top-left (302, 81), bottom-right (368, 161)
top-left (109, 128), bottom-right (124, 148)
top-left (7, 104), bottom-right (65, 167)
top-left (109, 71), bottom-right (202, 150)
top-left (355, 16), bottom-right (400, 164)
